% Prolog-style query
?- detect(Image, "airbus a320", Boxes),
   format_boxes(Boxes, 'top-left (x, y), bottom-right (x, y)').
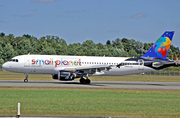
top-left (2, 31), bottom-right (178, 84)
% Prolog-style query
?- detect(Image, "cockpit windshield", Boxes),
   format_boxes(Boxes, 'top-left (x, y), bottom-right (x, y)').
top-left (9, 59), bottom-right (18, 62)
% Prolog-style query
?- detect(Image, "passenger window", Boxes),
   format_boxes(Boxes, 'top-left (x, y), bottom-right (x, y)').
top-left (16, 59), bottom-right (18, 62)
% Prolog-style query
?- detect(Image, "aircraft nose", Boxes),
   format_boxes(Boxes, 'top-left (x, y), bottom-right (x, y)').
top-left (2, 63), bottom-right (5, 70)
top-left (2, 63), bottom-right (8, 70)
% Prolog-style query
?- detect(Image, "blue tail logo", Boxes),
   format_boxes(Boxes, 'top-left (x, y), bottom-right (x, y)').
top-left (141, 31), bottom-right (175, 60)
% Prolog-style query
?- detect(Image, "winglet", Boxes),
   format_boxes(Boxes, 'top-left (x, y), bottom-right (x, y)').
top-left (141, 31), bottom-right (175, 60)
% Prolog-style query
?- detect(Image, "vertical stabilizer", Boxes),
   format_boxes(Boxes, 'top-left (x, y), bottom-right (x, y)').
top-left (141, 31), bottom-right (174, 60)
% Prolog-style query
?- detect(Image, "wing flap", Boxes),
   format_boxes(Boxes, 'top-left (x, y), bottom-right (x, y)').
top-left (64, 65), bottom-right (111, 73)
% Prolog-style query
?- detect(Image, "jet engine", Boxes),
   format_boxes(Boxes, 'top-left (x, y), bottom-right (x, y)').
top-left (52, 70), bottom-right (74, 81)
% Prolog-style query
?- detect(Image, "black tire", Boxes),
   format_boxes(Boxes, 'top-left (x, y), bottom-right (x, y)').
top-left (85, 79), bottom-right (91, 84)
top-left (80, 78), bottom-right (85, 84)
top-left (24, 79), bottom-right (28, 83)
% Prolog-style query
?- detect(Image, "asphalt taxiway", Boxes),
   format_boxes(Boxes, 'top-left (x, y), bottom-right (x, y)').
top-left (0, 80), bottom-right (180, 90)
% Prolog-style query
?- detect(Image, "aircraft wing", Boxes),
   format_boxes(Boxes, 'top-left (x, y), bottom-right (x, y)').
top-left (64, 65), bottom-right (112, 75)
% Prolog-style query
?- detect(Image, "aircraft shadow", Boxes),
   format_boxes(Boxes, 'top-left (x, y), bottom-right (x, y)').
top-left (0, 80), bottom-right (169, 86)
top-left (33, 81), bottom-right (167, 86)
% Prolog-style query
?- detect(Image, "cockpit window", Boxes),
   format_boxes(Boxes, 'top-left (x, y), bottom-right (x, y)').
top-left (9, 59), bottom-right (18, 62)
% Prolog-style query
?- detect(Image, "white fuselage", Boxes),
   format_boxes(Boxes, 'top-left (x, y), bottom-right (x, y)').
top-left (2, 55), bottom-right (154, 76)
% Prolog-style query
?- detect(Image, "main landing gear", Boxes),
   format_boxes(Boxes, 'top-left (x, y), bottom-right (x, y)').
top-left (24, 73), bottom-right (28, 83)
top-left (79, 74), bottom-right (91, 84)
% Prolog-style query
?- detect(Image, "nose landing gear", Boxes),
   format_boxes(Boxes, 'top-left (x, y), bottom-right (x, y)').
top-left (24, 73), bottom-right (28, 83)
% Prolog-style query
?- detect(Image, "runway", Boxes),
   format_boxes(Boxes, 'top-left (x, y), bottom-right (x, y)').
top-left (0, 80), bottom-right (180, 90)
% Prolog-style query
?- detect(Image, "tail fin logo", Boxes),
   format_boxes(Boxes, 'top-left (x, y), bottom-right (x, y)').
top-left (141, 31), bottom-right (174, 60)
top-left (153, 37), bottom-right (171, 57)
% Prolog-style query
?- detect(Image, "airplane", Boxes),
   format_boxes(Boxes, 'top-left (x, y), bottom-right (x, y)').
top-left (2, 31), bottom-right (178, 84)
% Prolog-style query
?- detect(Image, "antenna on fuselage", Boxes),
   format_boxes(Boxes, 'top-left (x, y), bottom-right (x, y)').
top-left (28, 52), bottom-right (30, 55)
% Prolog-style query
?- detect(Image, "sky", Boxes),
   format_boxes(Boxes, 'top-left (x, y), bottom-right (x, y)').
top-left (0, 0), bottom-right (180, 48)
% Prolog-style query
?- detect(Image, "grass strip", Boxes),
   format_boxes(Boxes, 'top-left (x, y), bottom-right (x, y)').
top-left (0, 87), bottom-right (180, 118)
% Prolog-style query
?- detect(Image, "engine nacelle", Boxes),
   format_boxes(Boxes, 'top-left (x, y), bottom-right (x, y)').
top-left (52, 70), bottom-right (75, 81)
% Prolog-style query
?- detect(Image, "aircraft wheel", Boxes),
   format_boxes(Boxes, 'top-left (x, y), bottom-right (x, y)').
top-left (80, 78), bottom-right (85, 84)
top-left (85, 79), bottom-right (91, 84)
top-left (24, 79), bottom-right (28, 83)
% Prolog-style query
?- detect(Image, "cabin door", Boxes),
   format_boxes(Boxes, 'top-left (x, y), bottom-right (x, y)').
top-left (138, 59), bottom-right (144, 70)
top-left (24, 56), bottom-right (30, 67)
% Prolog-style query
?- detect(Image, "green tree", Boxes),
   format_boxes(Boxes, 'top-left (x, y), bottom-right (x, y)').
top-left (96, 43), bottom-right (112, 56)
top-left (144, 43), bottom-right (152, 51)
top-left (67, 43), bottom-right (81, 55)
top-left (23, 34), bottom-right (31, 39)
top-left (112, 48), bottom-right (126, 57)
top-left (16, 37), bottom-right (33, 55)
top-left (122, 38), bottom-right (133, 52)
top-left (2, 43), bottom-right (15, 61)
top-left (0, 37), bottom-right (5, 57)
top-left (54, 37), bottom-right (67, 55)
top-left (106, 40), bottom-right (111, 45)
top-left (135, 41), bottom-right (146, 55)
top-left (129, 39), bottom-right (136, 49)
top-left (81, 40), bottom-right (97, 56)
top-left (29, 36), bottom-right (38, 54)
top-left (112, 38), bottom-right (124, 49)
top-left (1, 32), bottom-right (180, 61)
top-left (128, 49), bottom-right (138, 57)
top-left (0, 58), bottom-right (4, 70)
top-left (37, 37), bottom-right (48, 53)
top-left (0, 32), bottom-right (5, 37)
top-left (41, 47), bottom-right (56, 55)
top-left (168, 45), bottom-right (180, 59)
